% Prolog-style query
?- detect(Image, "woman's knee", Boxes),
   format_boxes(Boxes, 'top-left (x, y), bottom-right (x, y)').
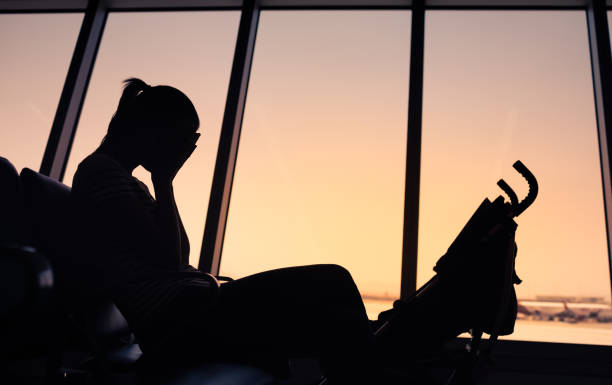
top-left (325, 264), bottom-right (353, 280)
top-left (305, 263), bottom-right (351, 280)
top-left (307, 264), bottom-right (359, 293)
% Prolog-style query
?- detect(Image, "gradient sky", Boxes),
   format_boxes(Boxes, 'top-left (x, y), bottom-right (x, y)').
top-left (221, 11), bottom-right (411, 300)
top-left (0, 13), bottom-right (83, 173)
top-left (419, 11), bottom-right (610, 303)
top-left (2, 10), bottom-right (612, 342)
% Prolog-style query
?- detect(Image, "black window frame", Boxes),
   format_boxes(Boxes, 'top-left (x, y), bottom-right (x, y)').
top-left (4, 0), bottom-right (612, 364)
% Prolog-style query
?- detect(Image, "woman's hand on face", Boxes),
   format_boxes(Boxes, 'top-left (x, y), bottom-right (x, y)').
top-left (151, 132), bottom-right (200, 183)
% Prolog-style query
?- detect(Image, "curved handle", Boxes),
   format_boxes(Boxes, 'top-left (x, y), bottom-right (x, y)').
top-left (497, 179), bottom-right (519, 208)
top-left (513, 160), bottom-right (539, 217)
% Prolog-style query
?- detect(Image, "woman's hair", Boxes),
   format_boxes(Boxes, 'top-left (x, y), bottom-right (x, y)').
top-left (102, 78), bottom-right (199, 144)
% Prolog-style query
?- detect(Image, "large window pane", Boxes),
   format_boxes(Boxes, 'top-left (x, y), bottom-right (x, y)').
top-left (0, 13), bottom-right (82, 172)
top-left (64, 12), bottom-right (240, 267)
top-left (221, 11), bottom-right (411, 319)
top-left (419, 11), bottom-right (611, 345)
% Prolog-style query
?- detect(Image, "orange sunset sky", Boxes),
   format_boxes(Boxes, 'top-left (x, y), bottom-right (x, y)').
top-left (1, 9), bottom-right (612, 331)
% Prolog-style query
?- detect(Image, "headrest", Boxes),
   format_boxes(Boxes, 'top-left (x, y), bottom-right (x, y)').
top-left (19, 169), bottom-right (77, 292)
top-left (20, 168), bottom-right (72, 245)
top-left (0, 157), bottom-right (25, 245)
top-left (16, 169), bottom-right (126, 336)
top-left (20, 168), bottom-right (71, 208)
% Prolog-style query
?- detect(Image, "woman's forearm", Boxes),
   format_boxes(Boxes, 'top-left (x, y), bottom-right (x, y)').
top-left (174, 198), bottom-right (190, 265)
top-left (152, 177), bottom-right (182, 266)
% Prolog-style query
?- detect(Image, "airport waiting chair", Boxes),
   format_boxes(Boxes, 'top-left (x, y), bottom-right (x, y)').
top-left (0, 157), bottom-right (278, 385)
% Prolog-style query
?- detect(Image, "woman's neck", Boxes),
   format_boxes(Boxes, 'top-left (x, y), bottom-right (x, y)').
top-left (95, 141), bottom-right (139, 174)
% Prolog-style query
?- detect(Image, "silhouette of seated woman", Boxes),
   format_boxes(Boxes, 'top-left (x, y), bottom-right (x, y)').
top-left (72, 78), bottom-right (518, 384)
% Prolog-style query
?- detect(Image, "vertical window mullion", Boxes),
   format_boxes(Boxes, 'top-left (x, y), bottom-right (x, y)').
top-left (199, 0), bottom-right (260, 275)
top-left (401, 0), bottom-right (426, 299)
top-left (587, 0), bottom-right (612, 302)
top-left (39, 0), bottom-right (107, 181)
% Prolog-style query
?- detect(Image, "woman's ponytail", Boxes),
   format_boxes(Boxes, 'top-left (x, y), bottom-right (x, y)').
top-left (117, 78), bottom-right (150, 112)
top-left (103, 78), bottom-right (151, 144)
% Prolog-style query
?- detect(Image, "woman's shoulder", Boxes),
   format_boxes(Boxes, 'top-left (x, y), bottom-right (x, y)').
top-left (76, 152), bottom-right (125, 175)
top-left (72, 152), bottom-right (131, 191)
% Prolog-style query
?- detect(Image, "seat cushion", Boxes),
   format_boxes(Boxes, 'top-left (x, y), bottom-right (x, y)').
top-left (19, 168), bottom-right (72, 251)
top-left (147, 363), bottom-right (278, 385)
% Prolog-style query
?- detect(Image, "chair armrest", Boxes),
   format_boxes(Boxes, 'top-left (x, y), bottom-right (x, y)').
top-left (0, 244), bottom-right (62, 358)
top-left (0, 244), bottom-right (53, 318)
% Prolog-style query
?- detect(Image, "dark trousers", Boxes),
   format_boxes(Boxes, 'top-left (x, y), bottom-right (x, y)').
top-left (164, 264), bottom-right (378, 383)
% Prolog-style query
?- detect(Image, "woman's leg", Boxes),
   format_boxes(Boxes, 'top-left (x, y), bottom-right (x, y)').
top-left (164, 264), bottom-right (474, 381)
top-left (198, 264), bottom-right (379, 383)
